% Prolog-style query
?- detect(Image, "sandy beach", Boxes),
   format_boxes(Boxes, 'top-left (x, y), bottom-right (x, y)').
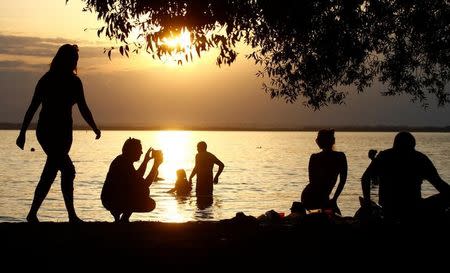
top-left (2, 214), bottom-right (449, 272)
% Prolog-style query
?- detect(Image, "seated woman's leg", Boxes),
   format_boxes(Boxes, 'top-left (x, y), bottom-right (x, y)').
top-left (301, 186), bottom-right (329, 211)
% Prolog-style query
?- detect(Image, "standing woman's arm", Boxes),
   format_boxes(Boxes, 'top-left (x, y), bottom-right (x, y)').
top-left (16, 81), bottom-right (43, 149)
top-left (331, 153), bottom-right (348, 202)
top-left (75, 78), bottom-right (101, 139)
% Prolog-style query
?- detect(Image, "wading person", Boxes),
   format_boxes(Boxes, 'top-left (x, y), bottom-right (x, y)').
top-left (189, 141), bottom-right (224, 208)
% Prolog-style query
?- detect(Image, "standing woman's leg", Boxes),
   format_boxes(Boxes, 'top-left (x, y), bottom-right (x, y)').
top-left (27, 155), bottom-right (59, 222)
top-left (60, 154), bottom-right (81, 223)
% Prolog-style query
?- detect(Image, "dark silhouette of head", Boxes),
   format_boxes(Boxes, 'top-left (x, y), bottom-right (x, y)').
top-left (50, 44), bottom-right (79, 74)
top-left (393, 131), bottom-right (416, 151)
top-left (368, 149), bottom-right (377, 160)
top-left (122, 138), bottom-right (142, 161)
top-left (176, 169), bottom-right (187, 180)
top-left (197, 141), bottom-right (207, 152)
top-left (316, 129), bottom-right (335, 151)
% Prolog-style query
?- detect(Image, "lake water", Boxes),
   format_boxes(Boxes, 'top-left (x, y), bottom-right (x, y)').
top-left (1, 130), bottom-right (449, 223)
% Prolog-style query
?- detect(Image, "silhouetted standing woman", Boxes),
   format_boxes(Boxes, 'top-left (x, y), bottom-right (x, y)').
top-left (301, 129), bottom-right (347, 215)
top-left (16, 44), bottom-right (101, 223)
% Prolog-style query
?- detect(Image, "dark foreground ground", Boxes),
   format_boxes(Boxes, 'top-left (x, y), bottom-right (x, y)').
top-left (2, 215), bottom-right (449, 272)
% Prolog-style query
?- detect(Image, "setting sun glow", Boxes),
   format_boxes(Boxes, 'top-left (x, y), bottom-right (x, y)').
top-left (159, 28), bottom-right (194, 64)
top-left (152, 131), bottom-right (195, 182)
top-left (161, 29), bottom-right (192, 51)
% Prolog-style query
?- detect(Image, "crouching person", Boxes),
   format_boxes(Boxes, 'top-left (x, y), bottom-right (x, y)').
top-left (101, 138), bottom-right (163, 222)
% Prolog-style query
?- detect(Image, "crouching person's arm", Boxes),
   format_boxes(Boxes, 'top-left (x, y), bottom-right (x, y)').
top-left (144, 152), bottom-right (164, 187)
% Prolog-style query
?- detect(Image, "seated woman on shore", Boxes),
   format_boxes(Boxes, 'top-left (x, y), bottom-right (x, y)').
top-left (101, 138), bottom-right (163, 222)
top-left (301, 129), bottom-right (348, 215)
top-left (167, 169), bottom-right (192, 196)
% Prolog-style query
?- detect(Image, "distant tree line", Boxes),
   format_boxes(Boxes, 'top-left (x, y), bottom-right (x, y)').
top-left (4, 122), bottom-right (450, 132)
top-left (72, 0), bottom-right (450, 109)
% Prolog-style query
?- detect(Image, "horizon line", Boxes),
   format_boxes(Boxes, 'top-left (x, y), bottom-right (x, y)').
top-left (1, 123), bottom-right (450, 132)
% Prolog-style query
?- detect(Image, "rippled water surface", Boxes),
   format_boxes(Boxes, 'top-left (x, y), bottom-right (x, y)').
top-left (1, 130), bottom-right (449, 223)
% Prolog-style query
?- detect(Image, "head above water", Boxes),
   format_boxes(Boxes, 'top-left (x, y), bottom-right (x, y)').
top-left (122, 138), bottom-right (142, 161)
top-left (176, 169), bottom-right (187, 180)
top-left (50, 44), bottom-right (79, 74)
top-left (368, 149), bottom-right (378, 160)
top-left (393, 131), bottom-right (416, 151)
top-left (316, 129), bottom-right (335, 150)
top-left (197, 141), bottom-right (207, 152)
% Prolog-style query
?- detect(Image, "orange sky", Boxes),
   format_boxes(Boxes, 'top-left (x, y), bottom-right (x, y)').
top-left (1, 0), bottom-right (450, 128)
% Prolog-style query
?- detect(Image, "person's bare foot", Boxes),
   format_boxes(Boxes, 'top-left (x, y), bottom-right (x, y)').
top-left (69, 216), bottom-right (84, 224)
top-left (119, 216), bottom-right (130, 223)
top-left (26, 214), bottom-right (39, 223)
top-left (112, 212), bottom-right (121, 222)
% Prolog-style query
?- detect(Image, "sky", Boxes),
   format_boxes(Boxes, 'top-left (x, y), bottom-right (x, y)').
top-left (1, 0), bottom-right (450, 129)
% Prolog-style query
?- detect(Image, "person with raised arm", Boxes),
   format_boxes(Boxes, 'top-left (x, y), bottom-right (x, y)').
top-left (101, 138), bottom-right (163, 222)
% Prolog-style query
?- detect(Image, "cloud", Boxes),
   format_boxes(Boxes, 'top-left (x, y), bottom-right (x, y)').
top-left (0, 34), bottom-right (70, 57)
top-left (0, 34), bottom-right (110, 58)
top-left (0, 34), bottom-right (108, 72)
top-left (0, 60), bottom-right (47, 72)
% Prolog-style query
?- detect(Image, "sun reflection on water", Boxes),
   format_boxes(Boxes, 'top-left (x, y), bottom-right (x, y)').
top-left (139, 131), bottom-right (198, 222)
top-left (152, 130), bottom-right (195, 183)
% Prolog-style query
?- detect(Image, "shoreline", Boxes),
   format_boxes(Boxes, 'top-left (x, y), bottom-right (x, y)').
top-left (2, 217), bottom-right (449, 271)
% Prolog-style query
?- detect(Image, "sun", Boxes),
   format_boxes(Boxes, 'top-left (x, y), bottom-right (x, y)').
top-left (161, 28), bottom-right (192, 52)
top-left (157, 28), bottom-right (198, 65)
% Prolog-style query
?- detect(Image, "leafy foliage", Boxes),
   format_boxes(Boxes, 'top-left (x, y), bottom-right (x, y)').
top-left (72, 0), bottom-right (450, 109)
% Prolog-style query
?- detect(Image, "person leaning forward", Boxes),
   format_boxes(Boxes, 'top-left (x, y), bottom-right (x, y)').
top-left (101, 138), bottom-right (163, 222)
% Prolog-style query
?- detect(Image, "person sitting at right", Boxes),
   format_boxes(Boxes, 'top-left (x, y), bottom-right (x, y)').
top-left (167, 169), bottom-right (192, 196)
top-left (361, 131), bottom-right (450, 222)
top-left (101, 138), bottom-right (163, 222)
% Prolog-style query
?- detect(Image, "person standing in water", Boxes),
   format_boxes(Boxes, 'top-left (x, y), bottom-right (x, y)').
top-left (189, 141), bottom-right (224, 208)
